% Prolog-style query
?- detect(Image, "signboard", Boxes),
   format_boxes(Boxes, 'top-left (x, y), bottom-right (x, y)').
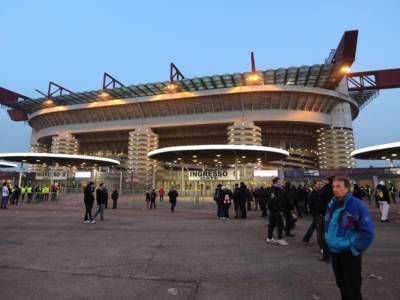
top-left (75, 171), bottom-right (91, 178)
top-left (188, 169), bottom-right (239, 181)
top-left (254, 169), bottom-right (278, 177)
top-left (35, 170), bottom-right (68, 180)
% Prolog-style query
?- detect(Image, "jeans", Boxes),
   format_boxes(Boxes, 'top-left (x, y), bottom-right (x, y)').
top-left (303, 215), bottom-right (319, 243)
top-left (331, 250), bottom-right (362, 300)
top-left (150, 200), bottom-right (156, 209)
top-left (1, 196), bottom-right (8, 208)
top-left (378, 201), bottom-right (390, 221)
top-left (93, 204), bottom-right (105, 220)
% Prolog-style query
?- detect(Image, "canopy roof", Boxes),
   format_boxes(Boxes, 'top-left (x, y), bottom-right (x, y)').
top-left (0, 153), bottom-right (120, 167)
top-left (351, 142), bottom-right (400, 160)
top-left (148, 144), bottom-right (289, 167)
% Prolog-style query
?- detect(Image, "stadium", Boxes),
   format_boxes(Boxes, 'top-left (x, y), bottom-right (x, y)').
top-left (1, 30), bottom-right (398, 191)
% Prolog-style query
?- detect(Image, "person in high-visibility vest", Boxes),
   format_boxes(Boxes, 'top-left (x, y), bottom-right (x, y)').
top-left (21, 186), bottom-right (26, 204)
top-left (27, 186), bottom-right (33, 203)
top-left (43, 186), bottom-right (49, 201)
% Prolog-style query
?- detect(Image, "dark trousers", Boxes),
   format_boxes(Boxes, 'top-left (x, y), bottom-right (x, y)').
top-left (255, 198), bottom-right (259, 210)
top-left (268, 212), bottom-right (283, 239)
top-left (13, 196), bottom-right (20, 206)
top-left (27, 193), bottom-right (33, 203)
top-left (239, 201), bottom-right (247, 218)
top-left (331, 250), bottom-right (362, 300)
top-left (112, 199), bottom-right (117, 209)
top-left (223, 203), bottom-right (231, 218)
top-left (159, 195), bottom-right (164, 202)
top-left (150, 200), bottom-right (156, 209)
top-left (284, 212), bottom-right (295, 235)
top-left (170, 201), bottom-right (176, 212)
top-left (303, 215), bottom-right (318, 242)
top-left (259, 201), bottom-right (267, 217)
top-left (84, 200), bottom-right (94, 221)
top-left (216, 202), bottom-right (223, 218)
top-left (233, 200), bottom-right (240, 217)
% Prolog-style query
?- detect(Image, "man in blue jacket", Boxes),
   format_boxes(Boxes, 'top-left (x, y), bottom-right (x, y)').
top-left (325, 177), bottom-right (374, 300)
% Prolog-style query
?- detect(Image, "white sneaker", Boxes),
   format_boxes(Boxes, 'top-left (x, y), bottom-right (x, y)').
top-left (83, 220), bottom-right (90, 224)
top-left (266, 238), bottom-right (276, 244)
top-left (90, 220), bottom-right (96, 224)
top-left (276, 239), bottom-right (289, 246)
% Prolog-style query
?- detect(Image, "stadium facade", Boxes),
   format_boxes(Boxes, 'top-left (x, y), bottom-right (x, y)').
top-left (0, 30), bottom-right (388, 190)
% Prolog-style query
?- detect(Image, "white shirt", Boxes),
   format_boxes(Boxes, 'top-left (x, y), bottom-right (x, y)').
top-left (2, 186), bottom-right (9, 197)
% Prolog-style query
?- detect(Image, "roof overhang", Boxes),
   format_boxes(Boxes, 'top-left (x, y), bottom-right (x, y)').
top-left (351, 142), bottom-right (400, 160)
top-left (148, 144), bottom-right (289, 166)
top-left (0, 152), bottom-right (120, 167)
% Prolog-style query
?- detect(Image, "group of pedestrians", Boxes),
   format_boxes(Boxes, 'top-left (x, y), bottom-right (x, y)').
top-left (144, 187), bottom-right (179, 213)
top-left (0, 182), bottom-right (61, 208)
top-left (83, 182), bottom-right (119, 223)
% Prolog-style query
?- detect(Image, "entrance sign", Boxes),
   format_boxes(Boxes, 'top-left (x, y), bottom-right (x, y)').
top-left (188, 169), bottom-right (239, 181)
top-left (35, 170), bottom-right (68, 180)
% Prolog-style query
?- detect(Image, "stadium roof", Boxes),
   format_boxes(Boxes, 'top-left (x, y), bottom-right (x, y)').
top-left (3, 63), bottom-right (374, 115)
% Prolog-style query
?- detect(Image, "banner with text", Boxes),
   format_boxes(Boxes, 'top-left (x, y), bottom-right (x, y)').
top-left (188, 169), bottom-right (239, 181)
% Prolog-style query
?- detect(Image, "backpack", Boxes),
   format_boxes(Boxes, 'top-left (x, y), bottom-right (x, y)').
top-left (223, 194), bottom-right (231, 204)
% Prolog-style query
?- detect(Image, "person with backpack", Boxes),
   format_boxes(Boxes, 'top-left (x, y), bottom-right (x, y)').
top-left (266, 177), bottom-right (288, 246)
top-left (214, 184), bottom-right (223, 219)
top-left (218, 186), bottom-right (233, 220)
top-left (375, 181), bottom-right (390, 222)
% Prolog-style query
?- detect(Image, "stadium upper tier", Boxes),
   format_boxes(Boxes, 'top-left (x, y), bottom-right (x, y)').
top-left (4, 63), bottom-right (375, 115)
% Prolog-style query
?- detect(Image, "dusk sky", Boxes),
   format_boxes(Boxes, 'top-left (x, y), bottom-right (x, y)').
top-left (1, 0), bottom-right (399, 167)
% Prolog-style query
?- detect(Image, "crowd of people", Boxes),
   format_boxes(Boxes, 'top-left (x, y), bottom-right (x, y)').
top-left (1, 176), bottom-right (395, 300)
top-left (0, 182), bottom-right (61, 209)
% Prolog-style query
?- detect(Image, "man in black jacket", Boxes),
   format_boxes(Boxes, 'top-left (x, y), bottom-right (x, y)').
top-left (93, 183), bottom-right (107, 221)
top-left (238, 182), bottom-right (248, 219)
top-left (232, 183), bottom-right (241, 218)
top-left (266, 177), bottom-right (288, 246)
top-left (83, 182), bottom-right (95, 224)
top-left (258, 186), bottom-right (268, 218)
top-left (282, 182), bottom-right (296, 237)
top-left (319, 176), bottom-right (334, 261)
top-left (168, 187), bottom-right (178, 213)
top-left (302, 180), bottom-right (323, 245)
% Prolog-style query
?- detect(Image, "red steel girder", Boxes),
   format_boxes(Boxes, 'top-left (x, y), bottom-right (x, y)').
top-left (347, 68), bottom-right (400, 91)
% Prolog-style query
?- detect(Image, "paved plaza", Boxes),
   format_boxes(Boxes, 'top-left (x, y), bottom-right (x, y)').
top-left (0, 195), bottom-right (399, 300)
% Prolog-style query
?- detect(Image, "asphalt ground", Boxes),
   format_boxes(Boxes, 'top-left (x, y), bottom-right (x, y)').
top-left (0, 195), bottom-right (399, 300)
